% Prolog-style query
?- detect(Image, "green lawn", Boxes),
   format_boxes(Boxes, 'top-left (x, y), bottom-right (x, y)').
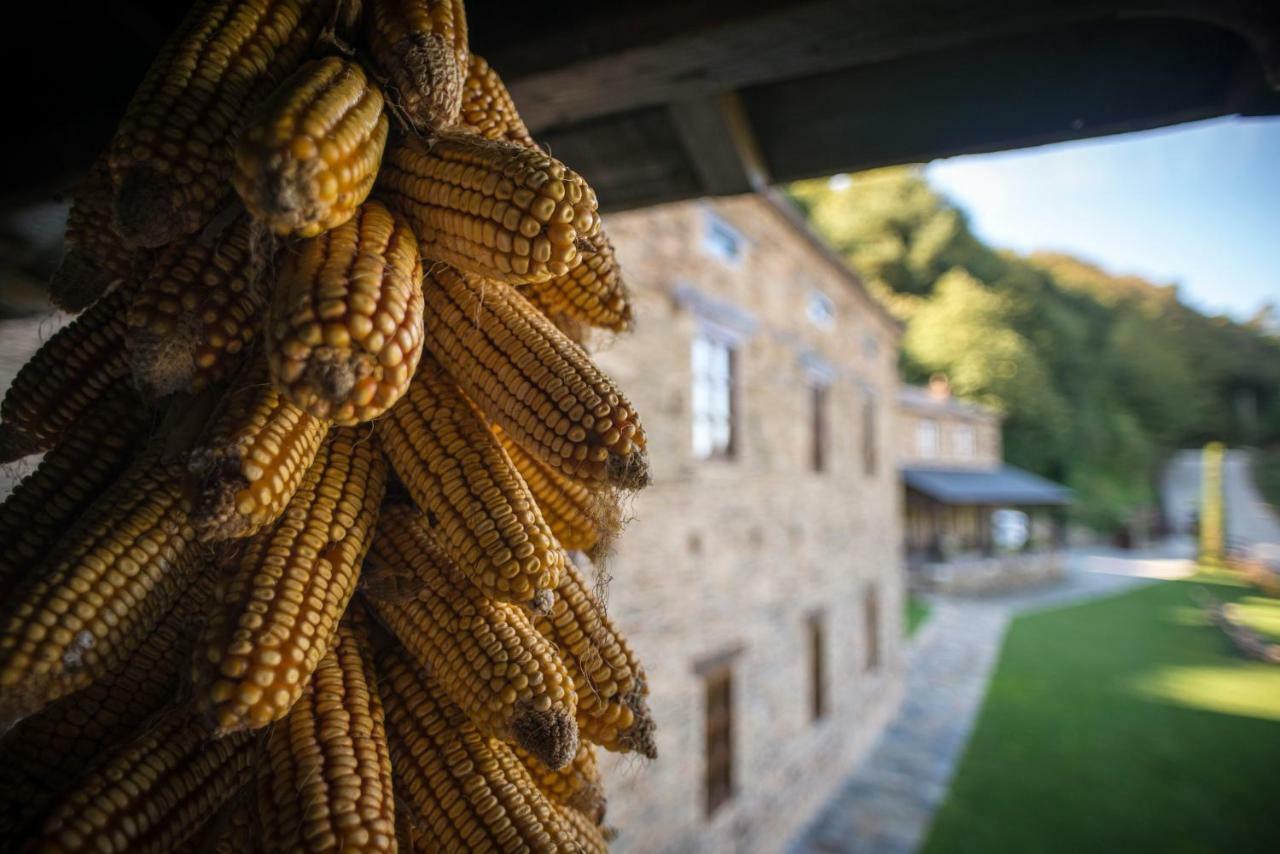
top-left (923, 575), bottom-right (1280, 854)
top-left (907, 596), bottom-right (932, 636)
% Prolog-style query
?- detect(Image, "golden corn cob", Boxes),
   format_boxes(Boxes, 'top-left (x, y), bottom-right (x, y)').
top-left (422, 266), bottom-right (649, 488)
top-left (460, 54), bottom-right (536, 149)
top-left (258, 612), bottom-right (396, 851)
top-left (0, 396), bottom-right (151, 600)
top-left (0, 451), bottom-right (202, 725)
top-left (379, 648), bottom-right (595, 852)
top-left (538, 558), bottom-right (657, 758)
top-left (513, 741), bottom-right (606, 824)
top-left (557, 802), bottom-right (611, 854)
top-left (34, 705), bottom-right (258, 854)
top-left (378, 358), bottom-right (564, 610)
top-left (380, 132), bottom-right (600, 284)
top-left (0, 567), bottom-right (214, 838)
top-left (525, 230), bottom-right (633, 333)
top-left (109, 0), bottom-right (333, 247)
top-left (365, 505), bottom-right (578, 769)
top-left (234, 57), bottom-right (389, 237)
top-left (49, 156), bottom-right (144, 312)
top-left (195, 427), bottom-right (386, 733)
top-left (495, 424), bottom-right (621, 556)
top-left (197, 789), bottom-right (262, 854)
top-left (127, 215), bottom-right (269, 398)
top-left (188, 362), bottom-right (330, 541)
top-left (267, 201), bottom-right (424, 424)
top-left (366, 0), bottom-right (468, 132)
top-left (0, 289), bottom-right (133, 463)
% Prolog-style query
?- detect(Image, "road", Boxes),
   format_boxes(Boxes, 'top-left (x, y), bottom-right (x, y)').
top-left (1161, 448), bottom-right (1280, 561)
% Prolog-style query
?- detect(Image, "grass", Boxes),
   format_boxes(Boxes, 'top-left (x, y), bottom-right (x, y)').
top-left (923, 574), bottom-right (1280, 854)
top-left (907, 596), bottom-right (932, 636)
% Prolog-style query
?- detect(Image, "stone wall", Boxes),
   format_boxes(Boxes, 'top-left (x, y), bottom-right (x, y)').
top-left (586, 194), bottom-right (905, 853)
top-left (897, 403), bottom-right (1002, 469)
top-left (914, 551), bottom-right (1064, 595)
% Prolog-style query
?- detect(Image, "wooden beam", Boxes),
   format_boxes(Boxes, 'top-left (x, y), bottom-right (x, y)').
top-left (668, 92), bottom-right (770, 196)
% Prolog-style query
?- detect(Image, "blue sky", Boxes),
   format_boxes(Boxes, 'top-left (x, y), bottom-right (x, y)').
top-left (922, 116), bottom-right (1280, 321)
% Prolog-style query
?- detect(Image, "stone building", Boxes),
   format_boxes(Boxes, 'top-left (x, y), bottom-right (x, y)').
top-left (585, 191), bottom-right (905, 853)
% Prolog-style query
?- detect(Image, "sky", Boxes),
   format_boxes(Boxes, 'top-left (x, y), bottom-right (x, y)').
top-left (920, 116), bottom-right (1280, 321)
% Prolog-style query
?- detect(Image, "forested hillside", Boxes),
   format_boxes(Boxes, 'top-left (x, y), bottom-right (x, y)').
top-left (789, 167), bottom-right (1280, 531)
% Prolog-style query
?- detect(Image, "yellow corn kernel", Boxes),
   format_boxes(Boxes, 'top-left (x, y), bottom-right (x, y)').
top-left (127, 215), bottom-right (270, 398)
top-left (49, 155), bottom-right (144, 313)
top-left (537, 558), bottom-right (657, 758)
top-left (556, 802), bottom-right (611, 854)
top-left (364, 505), bottom-right (578, 769)
top-left (195, 427), bottom-right (385, 733)
top-left (378, 647), bottom-right (596, 851)
top-left (0, 289), bottom-right (133, 463)
top-left (513, 741), bottom-right (607, 824)
top-left (188, 361), bottom-right (330, 541)
top-left (0, 396), bottom-right (151, 600)
top-left (380, 131), bottom-right (600, 284)
top-left (460, 54), bottom-right (537, 149)
top-left (377, 358), bottom-right (563, 610)
top-left (366, 0), bottom-right (468, 132)
top-left (0, 566), bottom-right (214, 838)
top-left (267, 200), bottom-right (424, 424)
top-left (0, 451), bottom-right (201, 725)
top-left (234, 57), bottom-right (389, 238)
top-left (258, 612), bottom-right (396, 851)
top-left (34, 705), bottom-right (258, 854)
top-left (422, 266), bottom-right (649, 488)
top-left (109, 0), bottom-right (333, 247)
top-left (524, 229), bottom-right (633, 333)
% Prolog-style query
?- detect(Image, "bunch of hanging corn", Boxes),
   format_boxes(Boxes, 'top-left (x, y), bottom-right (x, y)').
top-left (0, 1), bottom-right (652, 850)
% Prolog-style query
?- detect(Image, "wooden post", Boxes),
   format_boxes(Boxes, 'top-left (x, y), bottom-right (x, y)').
top-left (1199, 441), bottom-right (1226, 566)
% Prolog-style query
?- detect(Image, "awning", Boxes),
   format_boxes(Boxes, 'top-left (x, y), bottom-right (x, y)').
top-left (903, 465), bottom-right (1072, 507)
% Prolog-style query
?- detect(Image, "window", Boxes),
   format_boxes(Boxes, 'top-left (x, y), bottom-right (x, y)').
top-left (692, 334), bottom-right (736, 460)
top-left (809, 615), bottom-right (827, 721)
top-left (864, 584), bottom-right (881, 672)
top-left (862, 399), bottom-right (878, 475)
top-left (703, 213), bottom-right (745, 265)
top-left (916, 419), bottom-right (939, 458)
top-left (806, 290), bottom-right (835, 329)
top-left (811, 383), bottom-right (829, 472)
top-left (953, 424), bottom-right (976, 458)
top-left (703, 665), bottom-right (735, 816)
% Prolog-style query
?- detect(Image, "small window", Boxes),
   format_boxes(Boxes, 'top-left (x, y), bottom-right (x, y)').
top-left (703, 665), bottom-right (735, 816)
top-left (806, 290), bottom-right (836, 329)
top-left (953, 424), bottom-right (976, 458)
top-left (864, 584), bottom-right (881, 672)
top-left (862, 399), bottom-right (878, 475)
top-left (811, 383), bottom-right (829, 473)
top-left (809, 615), bottom-right (827, 721)
top-left (692, 334), bottom-right (737, 460)
top-left (703, 214), bottom-right (745, 265)
top-left (916, 419), bottom-right (939, 458)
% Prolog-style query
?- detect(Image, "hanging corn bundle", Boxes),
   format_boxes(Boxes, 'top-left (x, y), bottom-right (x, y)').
top-left (0, 0), bottom-right (651, 849)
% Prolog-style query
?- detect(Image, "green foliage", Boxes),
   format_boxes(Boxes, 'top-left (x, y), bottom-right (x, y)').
top-left (1253, 448), bottom-right (1280, 512)
top-left (789, 169), bottom-right (1280, 532)
top-left (906, 596), bottom-right (932, 637)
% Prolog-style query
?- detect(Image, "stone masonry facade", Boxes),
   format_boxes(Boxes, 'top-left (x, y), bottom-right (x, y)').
top-left (584, 193), bottom-right (905, 853)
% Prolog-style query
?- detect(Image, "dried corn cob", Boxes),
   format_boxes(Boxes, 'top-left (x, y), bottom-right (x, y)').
top-left (267, 201), bottom-right (424, 424)
top-left (557, 802), bottom-right (611, 853)
top-left (0, 567), bottom-right (214, 838)
top-left (128, 216), bottom-right (269, 398)
top-left (379, 648), bottom-right (594, 852)
top-left (365, 505), bottom-right (578, 768)
top-left (525, 230), bottom-right (632, 333)
top-left (513, 740), bottom-right (606, 824)
top-left (49, 156), bottom-right (144, 312)
top-left (378, 358), bottom-right (563, 609)
top-left (109, 0), bottom-right (333, 247)
top-left (0, 452), bottom-right (201, 724)
top-left (0, 396), bottom-right (151, 600)
top-left (496, 424), bottom-right (621, 556)
top-left (422, 266), bottom-right (649, 488)
top-left (234, 57), bottom-right (389, 237)
top-left (195, 427), bottom-right (385, 733)
top-left (366, 0), bottom-right (468, 132)
top-left (380, 132), bottom-right (600, 284)
top-left (258, 612), bottom-right (396, 851)
top-left (538, 558), bottom-right (656, 758)
top-left (189, 362), bottom-right (330, 541)
top-left (34, 705), bottom-right (258, 854)
top-left (0, 289), bottom-right (133, 463)
top-left (460, 54), bottom-right (536, 148)
top-left (197, 789), bottom-right (262, 854)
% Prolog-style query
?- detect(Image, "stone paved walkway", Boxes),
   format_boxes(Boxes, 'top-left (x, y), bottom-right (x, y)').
top-left (789, 544), bottom-right (1195, 854)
